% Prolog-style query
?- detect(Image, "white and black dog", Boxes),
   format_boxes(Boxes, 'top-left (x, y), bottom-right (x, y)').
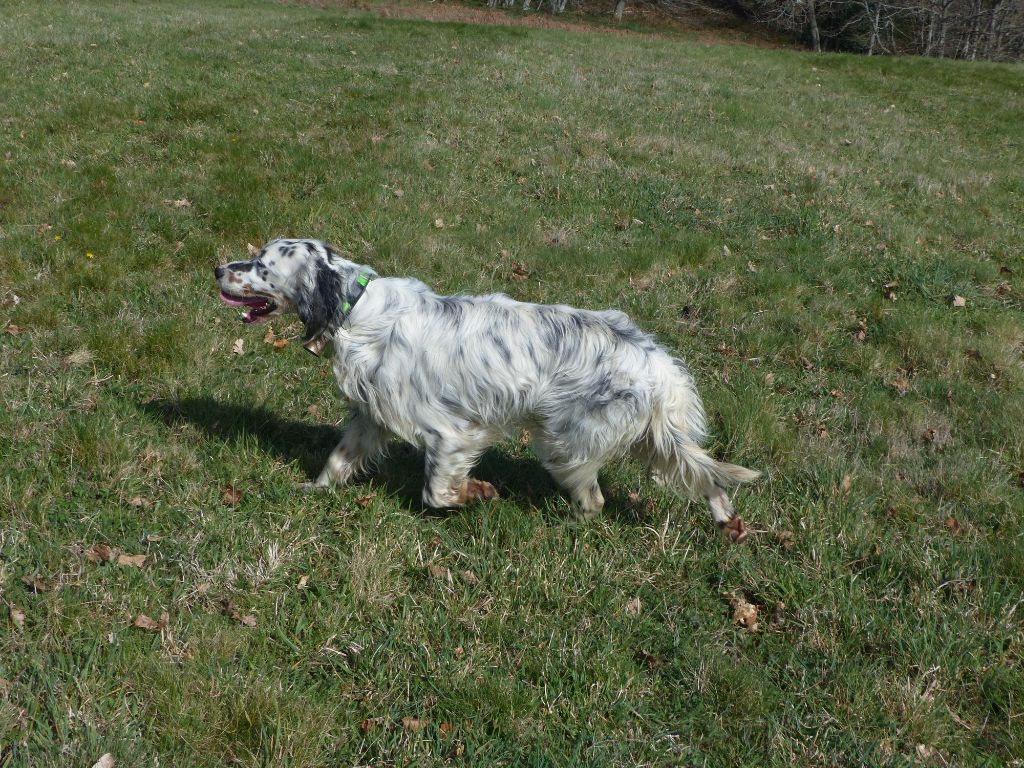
top-left (215, 238), bottom-right (758, 540)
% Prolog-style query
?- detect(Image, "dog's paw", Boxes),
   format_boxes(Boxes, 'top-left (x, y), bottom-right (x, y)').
top-left (460, 479), bottom-right (498, 503)
top-left (721, 515), bottom-right (749, 544)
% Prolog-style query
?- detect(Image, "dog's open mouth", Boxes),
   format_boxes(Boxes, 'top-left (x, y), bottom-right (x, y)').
top-left (219, 291), bottom-right (277, 323)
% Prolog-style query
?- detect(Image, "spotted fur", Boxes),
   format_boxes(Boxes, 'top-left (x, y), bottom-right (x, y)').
top-left (214, 238), bottom-right (759, 526)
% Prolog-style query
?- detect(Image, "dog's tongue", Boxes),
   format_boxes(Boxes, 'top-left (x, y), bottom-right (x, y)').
top-left (219, 290), bottom-right (264, 307)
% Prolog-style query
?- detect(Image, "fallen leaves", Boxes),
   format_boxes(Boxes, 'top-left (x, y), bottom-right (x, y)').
top-left (221, 485), bottom-right (243, 506)
top-left (401, 716), bottom-right (428, 732)
top-left (21, 575), bottom-right (51, 593)
top-left (890, 377), bottom-right (911, 396)
top-left (426, 564), bottom-right (450, 580)
top-left (263, 326), bottom-right (289, 349)
top-left (951, 294), bottom-right (967, 308)
top-left (624, 596), bottom-right (642, 616)
top-left (433, 217), bottom-right (445, 229)
top-left (232, 338), bottom-right (245, 356)
top-left (510, 262), bottom-right (530, 281)
top-left (3, 323), bottom-right (22, 335)
top-left (853, 317), bottom-right (868, 342)
top-left (223, 601), bottom-right (257, 627)
top-left (133, 612), bottom-right (168, 631)
top-left (9, 605), bottom-right (25, 629)
top-left (426, 564), bottom-right (481, 587)
top-left (162, 198), bottom-right (192, 209)
top-left (775, 530), bottom-right (795, 551)
top-left (882, 280), bottom-right (898, 301)
top-left (944, 516), bottom-right (962, 536)
top-left (725, 592), bottom-right (759, 632)
top-left (84, 543), bottom-right (148, 568)
top-left (355, 492), bottom-right (377, 508)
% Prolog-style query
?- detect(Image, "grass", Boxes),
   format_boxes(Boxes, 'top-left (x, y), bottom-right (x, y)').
top-left (1, 0), bottom-right (1022, 764)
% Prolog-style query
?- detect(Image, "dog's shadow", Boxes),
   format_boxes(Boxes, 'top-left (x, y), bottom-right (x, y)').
top-left (139, 396), bottom-right (566, 513)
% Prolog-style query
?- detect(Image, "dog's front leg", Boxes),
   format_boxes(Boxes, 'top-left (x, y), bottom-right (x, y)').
top-left (421, 435), bottom-right (498, 508)
top-left (313, 414), bottom-right (390, 488)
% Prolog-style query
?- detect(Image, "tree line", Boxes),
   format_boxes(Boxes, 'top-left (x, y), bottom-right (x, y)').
top-left (483, 0), bottom-right (1024, 60)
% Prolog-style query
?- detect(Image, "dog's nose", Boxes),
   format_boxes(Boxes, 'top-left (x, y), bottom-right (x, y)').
top-left (214, 264), bottom-right (226, 280)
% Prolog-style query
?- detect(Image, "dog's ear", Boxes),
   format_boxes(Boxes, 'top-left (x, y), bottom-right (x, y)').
top-left (296, 260), bottom-right (343, 340)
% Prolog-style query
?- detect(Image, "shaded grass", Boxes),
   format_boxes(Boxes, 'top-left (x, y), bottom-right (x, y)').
top-left (1, 0), bottom-right (1023, 765)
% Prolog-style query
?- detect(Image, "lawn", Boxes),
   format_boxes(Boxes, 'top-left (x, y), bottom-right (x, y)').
top-left (1, 0), bottom-right (1022, 765)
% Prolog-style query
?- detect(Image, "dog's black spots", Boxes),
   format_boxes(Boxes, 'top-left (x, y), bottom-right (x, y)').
top-left (297, 259), bottom-right (344, 340)
top-left (227, 261), bottom-right (254, 273)
top-left (488, 332), bottom-right (512, 365)
top-left (439, 394), bottom-right (463, 415)
top-left (436, 296), bottom-right (464, 323)
top-left (526, 340), bottom-right (543, 370)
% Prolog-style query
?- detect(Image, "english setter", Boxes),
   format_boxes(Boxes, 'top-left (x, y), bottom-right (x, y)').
top-left (214, 238), bottom-right (758, 540)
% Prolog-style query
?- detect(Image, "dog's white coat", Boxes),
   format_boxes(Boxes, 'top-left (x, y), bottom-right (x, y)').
top-left (216, 239), bottom-right (758, 523)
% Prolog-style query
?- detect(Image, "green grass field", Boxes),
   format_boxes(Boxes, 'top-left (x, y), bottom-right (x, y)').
top-left (1, 1), bottom-right (1023, 764)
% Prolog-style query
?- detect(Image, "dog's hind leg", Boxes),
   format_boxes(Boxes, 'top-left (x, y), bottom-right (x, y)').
top-left (533, 437), bottom-right (606, 520)
top-left (421, 433), bottom-right (498, 508)
top-left (314, 414), bottom-right (390, 488)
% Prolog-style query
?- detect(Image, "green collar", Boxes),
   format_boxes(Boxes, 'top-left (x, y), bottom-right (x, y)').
top-left (337, 267), bottom-right (375, 326)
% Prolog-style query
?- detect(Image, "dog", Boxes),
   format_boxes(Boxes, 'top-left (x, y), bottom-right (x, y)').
top-left (214, 238), bottom-right (759, 541)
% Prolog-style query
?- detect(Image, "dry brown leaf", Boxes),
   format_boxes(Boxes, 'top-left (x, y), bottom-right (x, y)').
top-left (727, 593), bottom-right (759, 631)
top-left (86, 543), bottom-right (118, 564)
top-left (22, 575), bottom-right (50, 593)
top-left (460, 569), bottom-right (479, 586)
top-left (951, 295), bottom-right (967, 307)
top-left (263, 326), bottom-right (275, 344)
top-left (127, 496), bottom-right (148, 508)
top-left (297, 575), bottom-right (309, 590)
top-left (510, 262), bottom-right (530, 281)
top-left (625, 596), bottom-right (642, 616)
top-left (3, 323), bottom-right (22, 335)
top-left (883, 280), bottom-right (898, 301)
top-left (890, 378), bottom-right (911, 395)
top-left (134, 612), bottom-right (168, 631)
top-left (454, 646), bottom-right (465, 658)
top-left (944, 516), bottom-right (962, 536)
top-left (306, 404), bottom-right (320, 417)
top-left (91, 754), bottom-right (115, 768)
top-left (853, 317), bottom-right (868, 342)
top-left (427, 564), bottom-right (451, 580)
top-left (9, 605), bottom-right (25, 629)
top-left (117, 553), bottom-right (148, 569)
top-left (842, 474), bottom-right (852, 494)
top-left (433, 218), bottom-right (445, 229)
top-left (162, 198), bottom-right (192, 209)
top-left (232, 338), bottom-right (244, 356)
top-left (355, 492), bottom-right (377, 508)
top-left (272, 338), bottom-right (289, 350)
top-left (775, 530), bottom-right (795, 551)
top-left (439, 721), bottom-right (453, 738)
top-left (360, 718), bottom-right (376, 733)
top-left (221, 485), bottom-right (242, 506)
top-left (401, 716), bottom-right (428, 732)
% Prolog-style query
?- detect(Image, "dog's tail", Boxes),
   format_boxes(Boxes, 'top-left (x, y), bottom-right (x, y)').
top-left (642, 359), bottom-right (760, 502)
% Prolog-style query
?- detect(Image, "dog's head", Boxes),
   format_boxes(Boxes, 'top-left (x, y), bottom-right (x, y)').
top-left (214, 239), bottom-right (375, 340)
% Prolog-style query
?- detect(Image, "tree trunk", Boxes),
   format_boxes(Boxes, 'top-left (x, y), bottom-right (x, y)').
top-left (808, 0), bottom-right (821, 52)
top-left (868, 3), bottom-right (881, 55)
top-left (614, 0), bottom-right (626, 21)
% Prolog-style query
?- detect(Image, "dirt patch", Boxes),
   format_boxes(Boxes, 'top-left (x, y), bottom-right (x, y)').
top-left (291, 0), bottom-right (791, 47)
